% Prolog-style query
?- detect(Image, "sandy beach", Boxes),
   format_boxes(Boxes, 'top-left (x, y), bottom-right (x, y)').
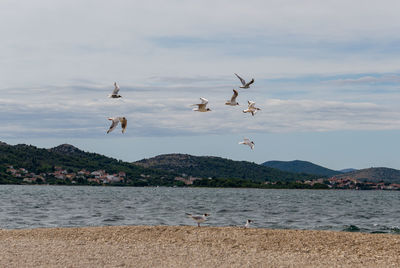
top-left (0, 225), bottom-right (399, 268)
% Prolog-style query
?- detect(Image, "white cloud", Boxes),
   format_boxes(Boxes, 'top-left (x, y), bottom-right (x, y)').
top-left (329, 75), bottom-right (400, 85)
top-left (1, 1), bottom-right (400, 140)
top-left (2, 0), bottom-right (400, 88)
top-left (1, 83), bottom-right (400, 138)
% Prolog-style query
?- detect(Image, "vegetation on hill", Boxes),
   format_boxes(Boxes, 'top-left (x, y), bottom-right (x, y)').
top-left (339, 168), bottom-right (358, 173)
top-left (134, 154), bottom-right (321, 182)
top-left (0, 143), bottom-right (322, 187)
top-left (5, 142), bottom-right (397, 189)
top-left (262, 160), bottom-right (342, 177)
top-left (0, 143), bottom-right (178, 186)
top-left (192, 177), bottom-right (329, 189)
top-left (332, 167), bottom-right (400, 184)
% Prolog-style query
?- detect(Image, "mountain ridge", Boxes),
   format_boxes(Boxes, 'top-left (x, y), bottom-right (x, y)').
top-left (262, 160), bottom-right (342, 177)
top-left (332, 167), bottom-right (400, 184)
top-left (0, 142), bottom-right (320, 186)
top-left (0, 141), bottom-right (177, 186)
top-left (134, 153), bottom-right (321, 182)
top-left (2, 141), bottom-right (400, 186)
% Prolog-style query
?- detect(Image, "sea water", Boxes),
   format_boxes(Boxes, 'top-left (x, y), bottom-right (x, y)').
top-left (0, 185), bottom-right (399, 233)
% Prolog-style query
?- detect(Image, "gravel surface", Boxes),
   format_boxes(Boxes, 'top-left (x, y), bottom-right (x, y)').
top-left (0, 226), bottom-right (399, 267)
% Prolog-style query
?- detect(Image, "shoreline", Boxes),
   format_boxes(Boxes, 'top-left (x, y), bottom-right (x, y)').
top-left (1, 225), bottom-right (399, 267)
top-left (3, 183), bottom-right (400, 191)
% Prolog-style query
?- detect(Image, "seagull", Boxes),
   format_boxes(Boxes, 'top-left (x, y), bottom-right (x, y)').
top-left (239, 138), bottom-right (255, 150)
top-left (244, 219), bottom-right (254, 228)
top-left (186, 213), bottom-right (210, 227)
top-left (192, 97), bottom-right (211, 112)
top-left (107, 117), bottom-right (127, 134)
top-left (243, 101), bottom-right (261, 116)
top-left (234, 73), bottom-right (254, 89)
top-left (225, 89), bottom-right (239, 106)
top-left (108, 82), bottom-right (122, 98)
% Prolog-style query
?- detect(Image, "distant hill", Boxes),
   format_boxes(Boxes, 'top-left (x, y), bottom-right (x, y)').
top-left (134, 154), bottom-right (320, 182)
top-left (0, 142), bottom-right (324, 187)
top-left (0, 142), bottom-right (176, 185)
top-left (262, 160), bottom-right (341, 177)
top-left (50, 144), bottom-right (87, 156)
top-left (332, 167), bottom-right (400, 184)
top-left (339, 168), bottom-right (358, 173)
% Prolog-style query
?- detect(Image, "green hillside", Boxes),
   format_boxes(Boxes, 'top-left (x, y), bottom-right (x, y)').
top-left (333, 167), bottom-right (400, 184)
top-left (0, 143), bottom-right (176, 185)
top-left (0, 143), bottom-right (322, 187)
top-left (134, 154), bottom-right (321, 182)
top-left (262, 160), bottom-right (341, 177)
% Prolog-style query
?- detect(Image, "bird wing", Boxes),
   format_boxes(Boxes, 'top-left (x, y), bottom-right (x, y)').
top-left (252, 107), bottom-right (260, 115)
top-left (197, 103), bottom-right (206, 109)
top-left (186, 213), bottom-right (202, 221)
top-left (248, 101), bottom-right (256, 108)
top-left (200, 97), bottom-right (208, 104)
top-left (119, 117), bottom-right (127, 133)
top-left (112, 82), bottom-right (120, 95)
top-left (245, 78), bottom-right (254, 87)
top-left (230, 89), bottom-right (238, 102)
top-left (235, 73), bottom-right (246, 86)
top-left (107, 118), bottom-right (119, 133)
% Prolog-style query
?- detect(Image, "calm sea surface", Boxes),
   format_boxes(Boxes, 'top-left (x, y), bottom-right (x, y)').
top-left (0, 185), bottom-right (399, 233)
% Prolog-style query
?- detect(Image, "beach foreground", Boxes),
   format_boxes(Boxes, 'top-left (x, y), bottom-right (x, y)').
top-left (0, 226), bottom-right (399, 268)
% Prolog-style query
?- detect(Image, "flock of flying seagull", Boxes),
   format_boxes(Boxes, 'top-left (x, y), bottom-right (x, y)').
top-left (107, 73), bottom-right (258, 227)
top-left (107, 73), bottom-right (258, 150)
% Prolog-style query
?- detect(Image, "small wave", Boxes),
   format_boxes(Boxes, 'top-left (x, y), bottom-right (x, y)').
top-left (240, 209), bottom-right (253, 212)
top-left (217, 209), bottom-right (229, 213)
top-left (390, 227), bottom-right (400, 234)
top-left (69, 215), bottom-right (85, 220)
top-left (343, 225), bottom-right (361, 232)
top-left (371, 231), bottom-right (387, 234)
top-left (103, 215), bottom-right (125, 222)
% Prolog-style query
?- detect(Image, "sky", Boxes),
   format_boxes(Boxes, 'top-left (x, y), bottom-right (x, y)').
top-left (1, 0), bottom-right (400, 170)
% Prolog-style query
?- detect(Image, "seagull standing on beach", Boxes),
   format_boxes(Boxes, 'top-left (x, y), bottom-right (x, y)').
top-left (243, 101), bottom-right (261, 116)
top-left (244, 219), bottom-right (254, 228)
top-left (186, 213), bottom-right (210, 227)
top-left (239, 138), bottom-right (255, 150)
top-left (108, 82), bottom-right (122, 98)
top-left (234, 73), bottom-right (254, 89)
top-left (225, 89), bottom-right (239, 106)
top-left (192, 98), bottom-right (211, 112)
top-left (107, 117), bottom-right (127, 133)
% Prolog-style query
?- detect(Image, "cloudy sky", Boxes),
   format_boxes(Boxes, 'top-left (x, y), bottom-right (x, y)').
top-left (1, 0), bottom-right (400, 170)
